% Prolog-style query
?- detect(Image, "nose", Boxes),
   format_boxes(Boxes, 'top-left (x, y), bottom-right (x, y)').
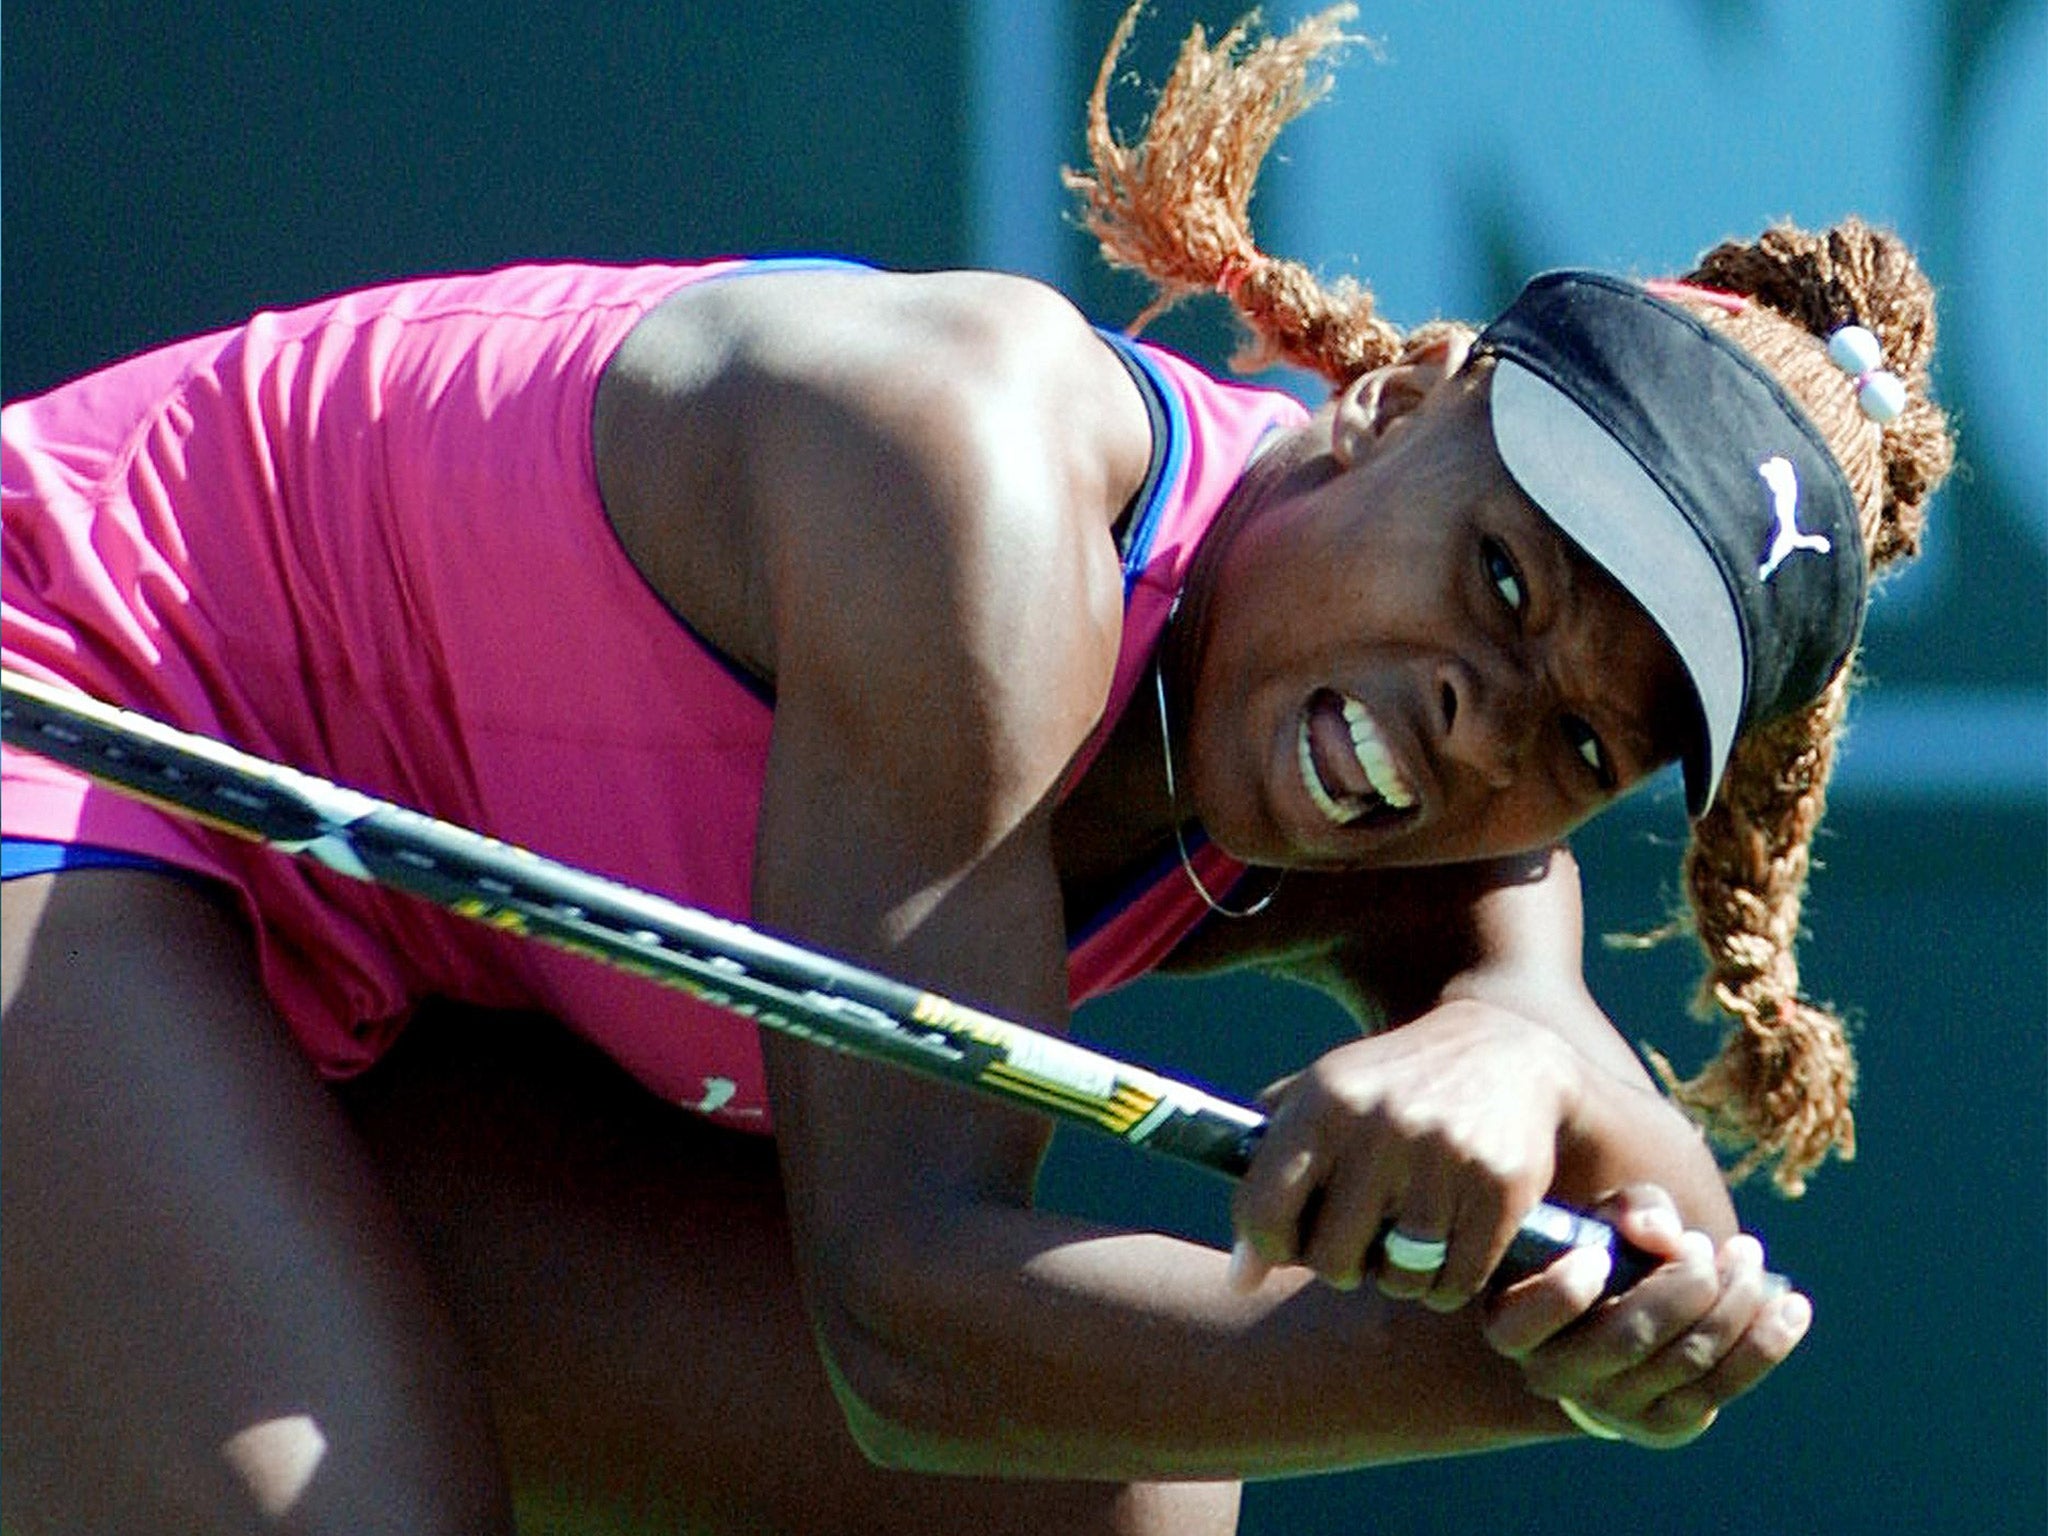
top-left (1436, 652), bottom-right (1541, 790)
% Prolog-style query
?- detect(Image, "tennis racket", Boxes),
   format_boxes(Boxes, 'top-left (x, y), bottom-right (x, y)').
top-left (2, 666), bottom-right (1664, 1293)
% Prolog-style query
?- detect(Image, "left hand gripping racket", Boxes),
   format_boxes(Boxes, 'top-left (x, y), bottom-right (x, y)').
top-left (1, 667), bottom-right (1660, 1294)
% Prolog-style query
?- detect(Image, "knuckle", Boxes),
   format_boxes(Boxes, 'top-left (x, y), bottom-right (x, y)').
top-left (1305, 1057), bottom-right (1363, 1105)
top-left (1478, 1154), bottom-right (1528, 1194)
top-left (1376, 1103), bottom-right (1427, 1144)
top-left (1676, 1269), bottom-right (1723, 1317)
top-left (1472, 1160), bottom-right (1531, 1217)
top-left (1674, 1328), bottom-right (1723, 1375)
top-left (1249, 1145), bottom-right (1316, 1202)
top-left (1620, 1311), bottom-right (1662, 1364)
top-left (1376, 1091), bottom-right (1448, 1141)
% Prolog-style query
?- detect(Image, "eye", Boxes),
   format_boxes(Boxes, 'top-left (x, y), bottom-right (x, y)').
top-left (1564, 716), bottom-right (1616, 790)
top-left (1481, 537), bottom-right (1525, 615)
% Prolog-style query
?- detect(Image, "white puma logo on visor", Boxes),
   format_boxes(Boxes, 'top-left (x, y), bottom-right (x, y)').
top-left (1755, 455), bottom-right (1831, 582)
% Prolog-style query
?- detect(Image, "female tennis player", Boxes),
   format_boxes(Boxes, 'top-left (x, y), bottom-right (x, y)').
top-left (1, 7), bottom-right (1953, 1533)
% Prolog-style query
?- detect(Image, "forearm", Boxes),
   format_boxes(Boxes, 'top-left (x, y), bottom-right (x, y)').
top-left (1192, 852), bottom-right (1738, 1241)
top-left (1550, 1052), bottom-right (1735, 1240)
top-left (817, 1196), bottom-right (1560, 1480)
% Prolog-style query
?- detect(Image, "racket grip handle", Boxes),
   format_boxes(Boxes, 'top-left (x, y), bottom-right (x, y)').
top-left (1231, 1126), bottom-right (1676, 1296)
top-left (1499, 1203), bottom-right (1794, 1300)
top-left (1498, 1202), bottom-right (1661, 1295)
top-left (1225, 1122), bottom-right (1788, 1301)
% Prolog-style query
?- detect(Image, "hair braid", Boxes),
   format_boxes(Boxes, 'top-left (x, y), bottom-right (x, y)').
top-left (1065, 11), bottom-right (1956, 1196)
top-left (1651, 682), bottom-right (1859, 1194)
top-left (1649, 219), bottom-right (1953, 1193)
top-left (1064, 3), bottom-right (1425, 383)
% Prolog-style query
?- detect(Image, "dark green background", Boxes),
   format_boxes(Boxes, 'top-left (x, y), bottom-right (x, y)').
top-left (6, 4), bottom-right (2042, 1532)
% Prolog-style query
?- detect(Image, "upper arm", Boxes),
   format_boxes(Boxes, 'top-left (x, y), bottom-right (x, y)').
top-left (742, 273), bottom-right (1127, 986)
top-left (675, 274), bottom-right (1148, 1220)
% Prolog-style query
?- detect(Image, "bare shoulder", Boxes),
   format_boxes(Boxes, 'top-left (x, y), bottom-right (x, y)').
top-left (594, 266), bottom-right (1149, 700)
top-left (598, 265), bottom-right (1138, 485)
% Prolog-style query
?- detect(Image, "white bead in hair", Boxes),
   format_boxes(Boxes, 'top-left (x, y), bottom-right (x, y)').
top-left (1825, 324), bottom-right (1907, 423)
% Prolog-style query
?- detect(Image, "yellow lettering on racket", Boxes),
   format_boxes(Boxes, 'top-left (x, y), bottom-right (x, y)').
top-left (450, 896), bottom-right (531, 935)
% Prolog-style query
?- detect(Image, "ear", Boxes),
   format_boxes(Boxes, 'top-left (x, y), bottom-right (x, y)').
top-left (1330, 335), bottom-right (1473, 467)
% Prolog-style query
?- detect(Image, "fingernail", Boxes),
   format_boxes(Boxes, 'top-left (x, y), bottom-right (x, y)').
top-left (1680, 1230), bottom-right (1717, 1268)
top-left (1772, 1292), bottom-right (1814, 1346)
top-left (1724, 1232), bottom-right (1765, 1274)
top-left (1564, 1241), bottom-right (1614, 1299)
top-left (1636, 1207), bottom-right (1681, 1244)
top-left (1227, 1239), bottom-right (1261, 1293)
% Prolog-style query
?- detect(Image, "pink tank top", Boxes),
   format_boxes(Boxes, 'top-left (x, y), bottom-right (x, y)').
top-left (1, 261), bottom-right (1306, 1126)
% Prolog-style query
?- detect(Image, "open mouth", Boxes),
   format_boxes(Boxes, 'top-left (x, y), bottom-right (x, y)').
top-left (1297, 690), bottom-right (1416, 828)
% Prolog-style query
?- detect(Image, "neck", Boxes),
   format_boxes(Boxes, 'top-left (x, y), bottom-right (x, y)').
top-left (1154, 637), bottom-right (1283, 919)
top-left (1163, 418), bottom-right (1332, 716)
top-left (1048, 683), bottom-right (1184, 930)
top-left (1055, 425), bottom-right (1321, 924)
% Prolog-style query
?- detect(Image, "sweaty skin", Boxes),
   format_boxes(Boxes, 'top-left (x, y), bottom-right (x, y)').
top-left (0, 262), bottom-right (1809, 1534)
top-left (593, 266), bottom-right (1805, 1473)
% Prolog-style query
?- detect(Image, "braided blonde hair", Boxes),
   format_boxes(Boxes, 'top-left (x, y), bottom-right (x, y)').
top-left (1065, 5), bottom-right (1956, 1194)
top-left (1065, 3), bottom-right (1474, 377)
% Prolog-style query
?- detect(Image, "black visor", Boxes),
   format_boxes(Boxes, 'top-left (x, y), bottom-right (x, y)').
top-left (1477, 271), bottom-right (1866, 814)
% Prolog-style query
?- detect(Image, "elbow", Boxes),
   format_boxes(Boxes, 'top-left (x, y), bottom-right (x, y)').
top-left (817, 1348), bottom-right (949, 1473)
top-left (802, 1257), bottom-right (1009, 1475)
top-left (813, 1322), bottom-right (1004, 1475)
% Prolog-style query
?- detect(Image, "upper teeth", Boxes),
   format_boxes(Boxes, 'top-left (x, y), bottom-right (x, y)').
top-left (1343, 697), bottom-right (1415, 809)
top-left (1298, 696), bottom-right (1415, 826)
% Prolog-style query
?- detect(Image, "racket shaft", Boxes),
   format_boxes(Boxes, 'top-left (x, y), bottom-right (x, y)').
top-left (3, 668), bottom-right (1663, 1292)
